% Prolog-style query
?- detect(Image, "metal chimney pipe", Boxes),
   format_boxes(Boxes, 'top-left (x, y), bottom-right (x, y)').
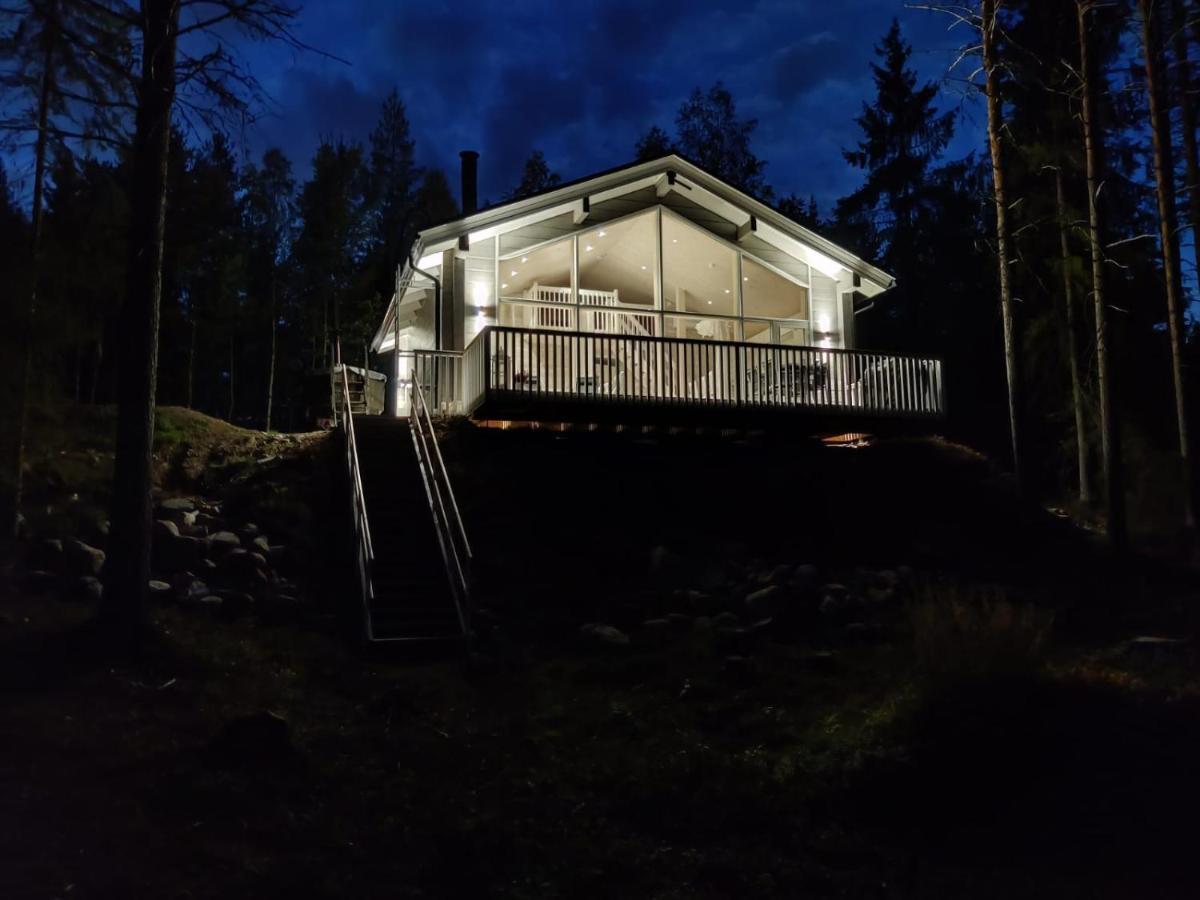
top-left (459, 150), bottom-right (479, 215)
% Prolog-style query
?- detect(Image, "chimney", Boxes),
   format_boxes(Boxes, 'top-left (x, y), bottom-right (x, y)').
top-left (459, 150), bottom-right (479, 216)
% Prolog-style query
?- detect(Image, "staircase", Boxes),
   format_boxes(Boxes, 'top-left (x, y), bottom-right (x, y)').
top-left (333, 365), bottom-right (369, 417)
top-left (351, 414), bottom-right (464, 642)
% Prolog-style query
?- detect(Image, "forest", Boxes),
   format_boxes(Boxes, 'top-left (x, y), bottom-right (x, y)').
top-left (1, 0), bottom-right (1199, 613)
top-left (4, 2), bottom-right (1200, 896)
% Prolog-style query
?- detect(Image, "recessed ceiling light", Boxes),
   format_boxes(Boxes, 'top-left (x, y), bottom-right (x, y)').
top-left (521, 257), bottom-right (528, 263)
top-left (585, 245), bottom-right (593, 252)
top-left (641, 265), bottom-right (647, 270)
top-left (510, 270), bottom-right (517, 276)
top-left (501, 283), bottom-right (508, 289)
top-left (743, 276), bottom-right (749, 282)
top-left (672, 238), bottom-right (677, 243)
top-left (707, 300), bottom-right (713, 305)
top-left (724, 289), bottom-right (730, 294)
top-left (598, 230), bottom-right (606, 237)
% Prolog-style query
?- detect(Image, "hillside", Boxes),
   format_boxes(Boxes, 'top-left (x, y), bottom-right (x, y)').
top-left (2, 414), bottom-right (1199, 898)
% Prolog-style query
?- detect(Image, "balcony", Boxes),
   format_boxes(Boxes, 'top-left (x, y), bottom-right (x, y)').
top-left (409, 326), bottom-right (945, 428)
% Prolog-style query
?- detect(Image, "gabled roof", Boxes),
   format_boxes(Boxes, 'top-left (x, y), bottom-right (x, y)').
top-left (374, 154), bottom-right (895, 351)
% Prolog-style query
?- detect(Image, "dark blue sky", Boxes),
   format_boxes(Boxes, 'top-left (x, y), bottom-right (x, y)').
top-left (242, 0), bottom-right (983, 213)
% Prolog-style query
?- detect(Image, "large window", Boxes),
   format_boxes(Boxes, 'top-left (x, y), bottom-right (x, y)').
top-left (662, 213), bottom-right (739, 318)
top-left (488, 206), bottom-right (835, 347)
top-left (578, 210), bottom-right (656, 308)
top-left (742, 255), bottom-right (808, 321)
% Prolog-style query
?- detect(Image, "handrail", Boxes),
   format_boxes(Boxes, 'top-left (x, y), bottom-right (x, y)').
top-left (333, 341), bottom-right (376, 641)
top-left (409, 377), bottom-right (473, 640)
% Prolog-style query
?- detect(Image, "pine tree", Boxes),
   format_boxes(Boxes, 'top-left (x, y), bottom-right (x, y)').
top-left (508, 150), bottom-right (562, 200)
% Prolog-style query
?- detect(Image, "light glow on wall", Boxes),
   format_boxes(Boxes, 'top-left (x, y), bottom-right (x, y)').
top-left (806, 247), bottom-right (845, 279)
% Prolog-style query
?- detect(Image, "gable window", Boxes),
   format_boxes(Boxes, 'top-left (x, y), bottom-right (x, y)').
top-left (662, 212), bottom-right (739, 319)
top-left (499, 234), bottom-right (575, 330)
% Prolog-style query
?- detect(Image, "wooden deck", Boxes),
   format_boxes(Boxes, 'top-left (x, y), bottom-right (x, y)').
top-left (410, 325), bottom-right (945, 429)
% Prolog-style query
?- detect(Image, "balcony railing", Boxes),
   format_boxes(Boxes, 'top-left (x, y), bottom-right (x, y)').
top-left (413, 325), bottom-right (945, 421)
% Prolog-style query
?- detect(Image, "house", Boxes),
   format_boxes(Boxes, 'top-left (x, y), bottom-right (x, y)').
top-left (370, 152), bottom-right (944, 428)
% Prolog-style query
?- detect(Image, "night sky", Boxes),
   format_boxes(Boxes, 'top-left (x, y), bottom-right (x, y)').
top-left (240, 0), bottom-right (983, 213)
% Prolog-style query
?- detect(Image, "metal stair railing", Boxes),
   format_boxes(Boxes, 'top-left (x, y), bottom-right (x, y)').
top-left (333, 339), bottom-right (377, 641)
top-left (409, 377), bottom-right (473, 640)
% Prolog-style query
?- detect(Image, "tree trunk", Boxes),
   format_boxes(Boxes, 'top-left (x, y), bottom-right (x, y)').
top-left (1139, 0), bottom-right (1195, 531)
top-left (1175, 0), bottom-right (1200, 280)
top-left (5, 0), bottom-right (58, 541)
top-left (1078, 0), bottom-right (1126, 551)
top-left (227, 335), bottom-right (235, 422)
top-left (981, 0), bottom-right (1023, 487)
top-left (265, 276), bottom-right (277, 432)
top-left (90, 330), bottom-right (103, 405)
top-left (1055, 164), bottom-right (1091, 505)
top-left (186, 318), bottom-right (195, 409)
top-left (102, 0), bottom-right (181, 644)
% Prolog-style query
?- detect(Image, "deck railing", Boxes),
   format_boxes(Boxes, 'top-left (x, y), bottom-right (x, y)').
top-left (409, 378), bottom-right (473, 639)
top-left (482, 326), bottom-right (944, 418)
top-left (332, 339), bottom-right (376, 641)
top-left (411, 326), bottom-right (945, 420)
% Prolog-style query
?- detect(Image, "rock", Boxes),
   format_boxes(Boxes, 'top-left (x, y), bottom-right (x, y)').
top-left (712, 611), bottom-right (741, 630)
top-left (64, 539), bottom-right (105, 576)
top-left (876, 569), bottom-right (900, 589)
top-left (216, 590), bottom-right (254, 619)
top-left (580, 623), bottom-right (630, 649)
top-left (637, 618), bottom-right (674, 647)
top-left (789, 564), bottom-right (820, 595)
top-left (26, 539), bottom-right (65, 573)
top-left (722, 654), bottom-right (759, 685)
top-left (239, 523), bottom-right (261, 540)
top-left (205, 711), bottom-right (295, 770)
top-left (158, 498), bottom-right (198, 526)
top-left (251, 535), bottom-right (271, 555)
top-left (745, 585), bottom-right (781, 619)
top-left (865, 586), bottom-right (896, 605)
top-left (197, 595), bottom-right (225, 613)
top-left (649, 545), bottom-right (687, 587)
top-left (176, 577), bottom-right (210, 606)
top-left (266, 545), bottom-right (294, 574)
top-left (18, 570), bottom-right (56, 594)
top-left (154, 519), bottom-right (180, 540)
top-left (797, 651), bottom-right (839, 674)
top-left (156, 533), bottom-right (208, 573)
top-left (208, 531), bottom-right (241, 557)
top-left (70, 576), bottom-right (103, 604)
top-left (148, 580), bottom-right (173, 601)
top-left (762, 563), bottom-right (793, 586)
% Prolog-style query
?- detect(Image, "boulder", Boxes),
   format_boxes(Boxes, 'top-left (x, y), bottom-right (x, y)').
top-left (789, 564), bottom-right (820, 595)
top-left (159, 497), bottom-right (196, 514)
top-left (148, 580), bottom-right (173, 601)
top-left (26, 539), bottom-right (65, 573)
top-left (154, 519), bottom-right (180, 540)
top-left (156, 533), bottom-right (208, 573)
top-left (580, 623), bottom-right (630, 649)
top-left (251, 535), bottom-right (271, 555)
top-left (637, 618), bottom-right (674, 647)
top-left (216, 590), bottom-right (254, 619)
top-left (18, 570), bottom-right (56, 594)
top-left (176, 577), bottom-right (210, 606)
top-left (70, 576), bottom-right (104, 604)
top-left (239, 523), bottom-right (261, 541)
top-left (745, 585), bottom-right (781, 619)
top-left (712, 611), bottom-right (741, 630)
top-left (197, 595), bottom-right (225, 614)
top-left (649, 545), bottom-right (687, 587)
top-left (762, 563), bottom-right (793, 587)
top-left (64, 539), bottom-right (105, 577)
top-left (208, 531), bottom-right (241, 557)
